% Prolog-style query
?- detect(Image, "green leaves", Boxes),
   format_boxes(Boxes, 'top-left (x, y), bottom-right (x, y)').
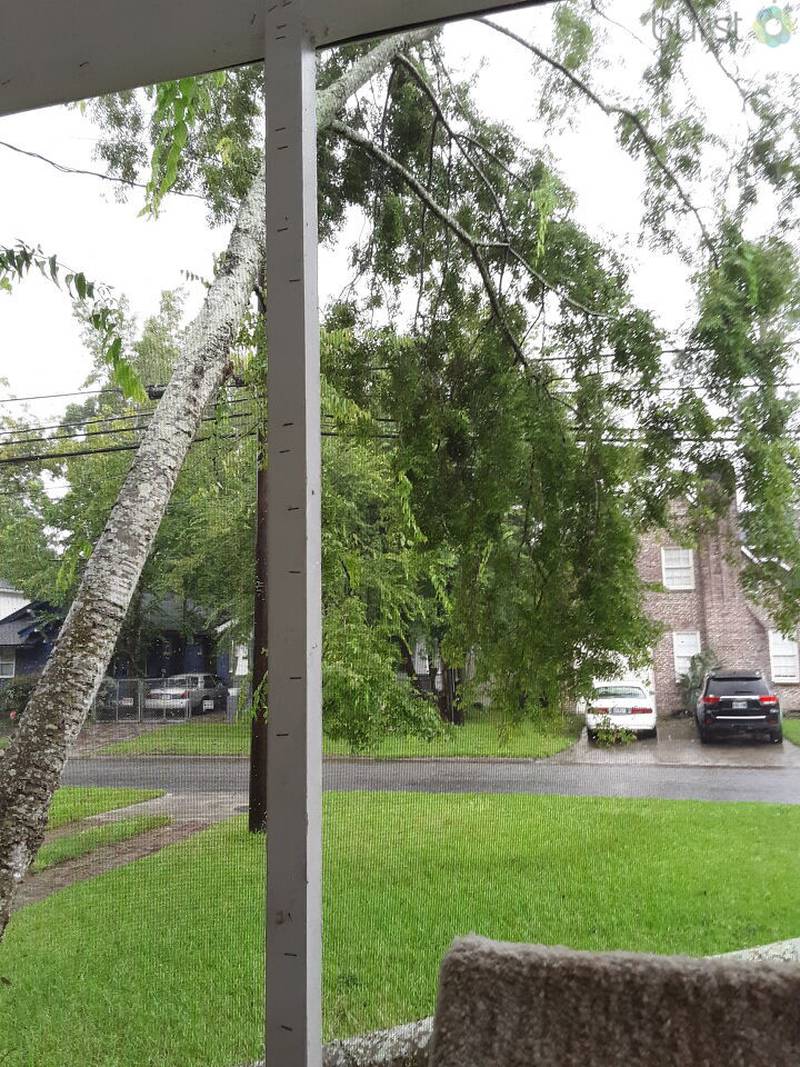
top-left (0, 241), bottom-right (145, 402)
top-left (142, 72), bottom-right (227, 216)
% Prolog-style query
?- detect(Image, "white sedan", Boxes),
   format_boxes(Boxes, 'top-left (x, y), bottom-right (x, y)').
top-left (586, 683), bottom-right (657, 741)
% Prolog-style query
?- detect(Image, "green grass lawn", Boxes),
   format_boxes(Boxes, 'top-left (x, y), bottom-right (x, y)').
top-left (100, 715), bottom-right (581, 758)
top-left (33, 815), bottom-right (171, 872)
top-left (47, 787), bottom-right (164, 830)
top-left (2, 791), bottom-right (800, 1066)
top-left (783, 717), bottom-right (800, 745)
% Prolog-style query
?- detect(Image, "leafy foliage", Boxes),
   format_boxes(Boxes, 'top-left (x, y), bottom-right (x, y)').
top-left (6, 2), bottom-right (800, 743)
top-left (0, 242), bottom-right (143, 399)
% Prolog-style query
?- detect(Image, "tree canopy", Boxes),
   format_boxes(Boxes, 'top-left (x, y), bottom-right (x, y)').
top-left (3, 0), bottom-right (800, 736)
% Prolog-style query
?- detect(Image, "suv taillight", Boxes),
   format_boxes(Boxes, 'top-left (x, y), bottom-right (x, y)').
top-left (630, 706), bottom-right (652, 714)
top-left (759, 695), bottom-right (779, 706)
top-left (702, 695), bottom-right (720, 705)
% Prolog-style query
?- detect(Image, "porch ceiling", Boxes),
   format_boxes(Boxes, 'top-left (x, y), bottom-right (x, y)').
top-left (0, 0), bottom-right (545, 118)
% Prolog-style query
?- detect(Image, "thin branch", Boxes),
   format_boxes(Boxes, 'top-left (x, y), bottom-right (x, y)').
top-left (414, 115), bottom-right (440, 331)
top-left (678, 0), bottom-right (749, 107)
top-left (0, 140), bottom-right (205, 200)
top-left (331, 118), bottom-right (529, 366)
top-left (478, 17), bottom-right (719, 266)
top-left (478, 242), bottom-right (606, 318)
top-left (589, 0), bottom-right (653, 51)
top-left (394, 54), bottom-right (512, 246)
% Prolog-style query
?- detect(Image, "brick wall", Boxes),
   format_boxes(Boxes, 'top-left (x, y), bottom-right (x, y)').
top-left (639, 508), bottom-right (800, 713)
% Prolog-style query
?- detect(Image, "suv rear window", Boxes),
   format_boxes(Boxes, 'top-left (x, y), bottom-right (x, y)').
top-left (706, 676), bottom-right (769, 696)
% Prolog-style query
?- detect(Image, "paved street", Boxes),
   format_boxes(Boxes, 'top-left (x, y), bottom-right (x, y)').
top-left (62, 752), bottom-right (800, 805)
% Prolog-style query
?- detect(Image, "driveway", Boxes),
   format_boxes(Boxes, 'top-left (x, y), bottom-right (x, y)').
top-left (553, 714), bottom-right (800, 769)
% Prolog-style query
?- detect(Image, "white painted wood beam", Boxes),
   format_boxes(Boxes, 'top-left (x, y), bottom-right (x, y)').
top-left (264, 3), bottom-right (323, 1065)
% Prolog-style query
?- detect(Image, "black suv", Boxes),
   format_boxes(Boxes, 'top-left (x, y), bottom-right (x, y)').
top-left (695, 669), bottom-right (783, 744)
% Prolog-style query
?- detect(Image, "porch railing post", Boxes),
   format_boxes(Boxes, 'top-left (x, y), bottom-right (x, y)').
top-left (264, 2), bottom-right (323, 1064)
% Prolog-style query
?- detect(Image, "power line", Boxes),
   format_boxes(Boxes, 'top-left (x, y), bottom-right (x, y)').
top-left (0, 139), bottom-right (205, 201)
top-left (0, 428), bottom-right (401, 467)
top-left (0, 409), bottom-right (256, 450)
top-left (0, 404), bottom-right (396, 452)
top-left (0, 408), bottom-right (157, 437)
top-left (0, 387), bottom-right (123, 405)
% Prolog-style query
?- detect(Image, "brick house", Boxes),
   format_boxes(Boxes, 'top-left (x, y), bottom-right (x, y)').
top-left (639, 510), bottom-right (800, 715)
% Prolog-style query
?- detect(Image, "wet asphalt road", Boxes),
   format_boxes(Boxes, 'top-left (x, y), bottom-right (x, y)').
top-left (62, 754), bottom-right (800, 805)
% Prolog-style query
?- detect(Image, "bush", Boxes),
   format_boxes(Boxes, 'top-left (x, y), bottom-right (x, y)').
top-left (0, 673), bottom-right (41, 718)
top-left (677, 650), bottom-right (718, 712)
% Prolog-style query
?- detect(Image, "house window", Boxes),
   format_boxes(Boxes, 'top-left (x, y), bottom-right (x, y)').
top-left (769, 631), bottom-right (800, 683)
top-left (672, 631), bottom-right (701, 679)
top-left (0, 645), bottom-right (14, 679)
top-left (661, 547), bottom-right (695, 591)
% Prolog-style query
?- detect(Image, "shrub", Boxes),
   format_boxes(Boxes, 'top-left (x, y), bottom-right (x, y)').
top-left (677, 650), bottom-right (718, 712)
top-left (0, 673), bottom-right (41, 718)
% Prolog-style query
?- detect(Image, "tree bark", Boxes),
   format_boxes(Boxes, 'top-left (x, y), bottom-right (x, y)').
top-left (0, 25), bottom-right (435, 938)
top-left (322, 1018), bottom-right (432, 1067)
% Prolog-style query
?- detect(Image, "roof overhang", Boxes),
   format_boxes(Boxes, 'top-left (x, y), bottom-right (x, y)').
top-left (0, 0), bottom-right (543, 118)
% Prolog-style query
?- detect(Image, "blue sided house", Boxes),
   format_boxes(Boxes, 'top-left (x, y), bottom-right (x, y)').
top-left (0, 581), bottom-right (232, 686)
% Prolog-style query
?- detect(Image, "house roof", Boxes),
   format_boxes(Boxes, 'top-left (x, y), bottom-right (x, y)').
top-left (0, 602), bottom-right (61, 646)
top-left (0, 619), bottom-right (25, 645)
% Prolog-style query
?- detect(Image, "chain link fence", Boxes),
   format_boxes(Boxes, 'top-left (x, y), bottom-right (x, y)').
top-left (91, 675), bottom-right (229, 722)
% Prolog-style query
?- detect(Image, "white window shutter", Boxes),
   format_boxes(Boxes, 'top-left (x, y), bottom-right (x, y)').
top-left (672, 631), bottom-right (701, 678)
top-left (769, 631), bottom-right (799, 683)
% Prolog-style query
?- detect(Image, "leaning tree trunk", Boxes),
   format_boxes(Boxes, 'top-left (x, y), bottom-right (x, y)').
top-left (0, 26), bottom-right (434, 938)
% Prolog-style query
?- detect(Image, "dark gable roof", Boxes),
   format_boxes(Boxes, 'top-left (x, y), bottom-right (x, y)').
top-left (0, 602), bottom-right (62, 646)
top-left (0, 619), bottom-right (25, 645)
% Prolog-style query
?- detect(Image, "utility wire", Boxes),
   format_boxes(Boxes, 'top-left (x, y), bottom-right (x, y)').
top-left (0, 410), bottom-right (256, 449)
top-left (0, 428), bottom-right (401, 467)
top-left (0, 387), bottom-right (124, 404)
top-left (0, 139), bottom-right (205, 200)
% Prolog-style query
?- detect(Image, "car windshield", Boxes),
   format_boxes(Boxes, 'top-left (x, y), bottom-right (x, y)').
top-left (163, 676), bottom-right (188, 687)
top-left (593, 686), bottom-right (645, 699)
top-left (707, 676), bottom-right (769, 696)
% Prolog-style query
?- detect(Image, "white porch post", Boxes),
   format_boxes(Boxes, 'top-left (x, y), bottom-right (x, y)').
top-left (264, 2), bottom-right (323, 1064)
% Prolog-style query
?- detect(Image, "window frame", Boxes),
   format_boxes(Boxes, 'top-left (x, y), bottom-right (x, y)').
top-left (769, 630), bottom-right (800, 684)
top-left (672, 630), bottom-right (701, 680)
top-left (661, 546), bottom-right (695, 592)
top-left (0, 645), bottom-right (15, 679)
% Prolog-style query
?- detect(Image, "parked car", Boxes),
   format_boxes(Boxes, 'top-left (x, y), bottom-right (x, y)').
top-left (585, 683), bottom-right (657, 741)
top-left (144, 673), bottom-right (228, 716)
top-left (694, 669), bottom-right (782, 744)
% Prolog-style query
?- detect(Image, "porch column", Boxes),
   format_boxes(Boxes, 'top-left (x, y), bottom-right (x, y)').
top-left (264, 1), bottom-right (323, 1064)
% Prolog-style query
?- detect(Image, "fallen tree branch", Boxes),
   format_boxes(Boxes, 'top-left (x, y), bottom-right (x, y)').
top-left (331, 118), bottom-right (529, 364)
top-left (331, 119), bottom-right (604, 346)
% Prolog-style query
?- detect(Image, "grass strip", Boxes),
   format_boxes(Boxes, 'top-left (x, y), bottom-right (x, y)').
top-left (33, 815), bottom-right (171, 872)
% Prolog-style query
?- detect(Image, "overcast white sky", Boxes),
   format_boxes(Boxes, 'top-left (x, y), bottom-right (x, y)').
top-left (0, 2), bottom-right (797, 424)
